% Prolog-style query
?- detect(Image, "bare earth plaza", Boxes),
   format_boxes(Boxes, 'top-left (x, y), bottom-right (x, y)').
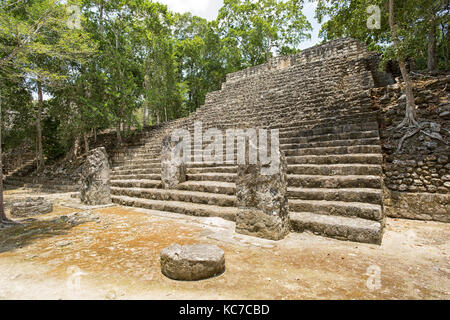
top-left (0, 0), bottom-right (449, 302)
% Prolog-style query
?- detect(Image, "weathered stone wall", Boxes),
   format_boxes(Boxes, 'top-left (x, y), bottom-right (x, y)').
top-left (384, 191), bottom-right (449, 223)
top-left (373, 75), bottom-right (450, 221)
top-left (374, 76), bottom-right (449, 194)
top-left (225, 38), bottom-right (374, 84)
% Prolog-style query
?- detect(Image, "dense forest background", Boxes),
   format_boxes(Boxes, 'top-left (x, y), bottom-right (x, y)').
top-left (0, 0), bottom-right (448, 166)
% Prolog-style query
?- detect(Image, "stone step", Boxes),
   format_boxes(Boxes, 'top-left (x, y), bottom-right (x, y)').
top-left (279, 130), bottom-right (379, 145)
top-left (281, 122), bottom-right (379, 138)
top-left (119, 159), bottom-right (160, 167)
top-left (112, 173), bottom-right (161, 181)
top-left (187, 173), bottom-right (236, 183)
top-left (187, 162), bottom-right (237, 168)
top-left (111, 195), bottom-right (237, 221)
top-left (112, 161), bottom-right (161, 171)
top-left (288, 188), bottom-right (382, 205)
top-left (141, 137), bottom-right (380, 155)
top-left (174, 181), bottom-right (236, 196)
top-left (289, 199), bottom-right (382, 221)
top-left (187, 166), bottom-right (237, 174)
top-left (185, 110), bottom-right (377, 132)
top-left (110, 179), bottom-right (162, 189)
top-left (284, 145), bottom-right (381, 157)
top-left (112, 167), bottom-right (160, 175)
top-left (122, 154), bottom-right (160, 161)
top-left (125, 144), bottom-right (381, 162)
top-left (111, 187), bottom-right (236, 207)
top-left (270, 112), bottom-right (379, 130)
top-left (287, 164), bottom-right (382, 176)
top-left (184, 108), bottom-right (375, 124)
top-left (182, 119), bottom-right (378, 138)
top-left (289, 212), bottom-right (383, 244)
top-left (287, 174), bottom-right (382, 189)
top-left (280, 137), bottom-right (380, 150)
top-left (287, 154), bottom-right (383, 165)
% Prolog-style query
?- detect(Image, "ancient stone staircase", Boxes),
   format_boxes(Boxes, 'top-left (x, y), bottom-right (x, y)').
top-left (3, 159), bottom-right (38, 189)
top-left (109, 38), bottom-right (386, 244)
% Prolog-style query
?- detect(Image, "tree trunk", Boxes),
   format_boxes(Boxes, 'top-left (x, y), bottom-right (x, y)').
top-left (36, 79), bottom-right (44, 170)
top-left (126, 118), bottom-right (130, 134)
top-left (443, 22), bottom-right (449, 71)
top-left (0, 80), bottom-right (6, 221)
top-left (83, 132), bottom-right (89, 154)
top-left (143, 106), bottom-right (149, 127)
top-left (116, 121), bottom-right (122, 145)
top-left (389, 0), bottom-right (418, 128)
top-left (93, 127), bottom-right (97, 143)
top-left (73, 136), bottom-right (80, 158)
top-left (265, 37), bottom-right (272, 62)
top-left (427, 17), bottom-right (438, 72)
top-left (99, 1), bottom-right (104, 34)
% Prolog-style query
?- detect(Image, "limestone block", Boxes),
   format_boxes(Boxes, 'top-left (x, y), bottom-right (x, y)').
top-left (235, 151), bottom-right (290, 240)
top-left (161, 135), bottom-right (186, 189)
top-left (80, 147), bottom-right (111, 205)
top-left (384, 190), bottom-right (450, 223)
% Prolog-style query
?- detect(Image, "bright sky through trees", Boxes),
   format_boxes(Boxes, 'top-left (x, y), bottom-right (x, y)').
top-left (158, 0), bottom-right (325, 49)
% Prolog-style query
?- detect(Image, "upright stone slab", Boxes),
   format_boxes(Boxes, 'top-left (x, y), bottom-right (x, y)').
top-left (235, 151), bottom-right (290, 240)
top-left (161, 135), bottom-right (186, 189)
top-left (80, 147), bottom-right (111, 205)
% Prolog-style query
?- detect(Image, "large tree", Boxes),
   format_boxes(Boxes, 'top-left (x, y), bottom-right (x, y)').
top-left (1, 0), bottom-right (96, 169)
top-left (218, 0), bottom-right (312, 68)
top-left (174, 13), bottom-right (226, 114)
top-left (388, 0), bottom-right (448, 151)
top-left (316, 0), bottom-right (449, 70)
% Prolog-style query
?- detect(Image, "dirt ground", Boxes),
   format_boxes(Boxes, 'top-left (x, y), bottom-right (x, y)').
top-left (0, 188), bottom-right (449, 300)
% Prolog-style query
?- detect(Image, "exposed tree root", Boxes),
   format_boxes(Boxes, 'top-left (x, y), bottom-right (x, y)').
top-left (396, 119), bottom-right (449, 152)
top-left (0, 218), bottom-right (21, 229)
top-left (396, 109), bottom-right (419, 130)
top-left (0, 216), bottom-right (19, 225)
top-left (397, 126), bottom-right (420, 152)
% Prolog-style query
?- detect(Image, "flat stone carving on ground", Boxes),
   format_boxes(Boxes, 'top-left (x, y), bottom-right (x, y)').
top-left (235, 150), bottom-right (290, 241)
top-left (160, 244), bottom-right (225, 281)
top-left (161, 135), bottom-right (186, 189)
top-left (10, 197), bottom-right (53, 217)
top-left (80, 147), bottom-right (111, 205)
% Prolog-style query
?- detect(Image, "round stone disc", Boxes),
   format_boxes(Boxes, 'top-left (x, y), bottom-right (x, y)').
top-left (160, 244), bottom-right (225, 281)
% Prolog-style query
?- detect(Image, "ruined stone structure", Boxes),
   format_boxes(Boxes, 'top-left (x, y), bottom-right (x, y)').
top-left (80, 147), bottom-right (111, 205)
top-left (373, 76), bottom-right (449, 223)
top-left (160, 135), bottom-right (187, 189)
top-left (235, 151), bottom-right (290, 240)
top-left (110, 38), bottom-right (386, 244)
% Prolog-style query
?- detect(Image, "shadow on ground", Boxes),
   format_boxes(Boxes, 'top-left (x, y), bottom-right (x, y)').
top-left (0, 213), bottom-right (94, 254)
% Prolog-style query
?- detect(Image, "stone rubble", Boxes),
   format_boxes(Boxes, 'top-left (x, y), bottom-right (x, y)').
top-left (10, 197), bottom-right (53, 217)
